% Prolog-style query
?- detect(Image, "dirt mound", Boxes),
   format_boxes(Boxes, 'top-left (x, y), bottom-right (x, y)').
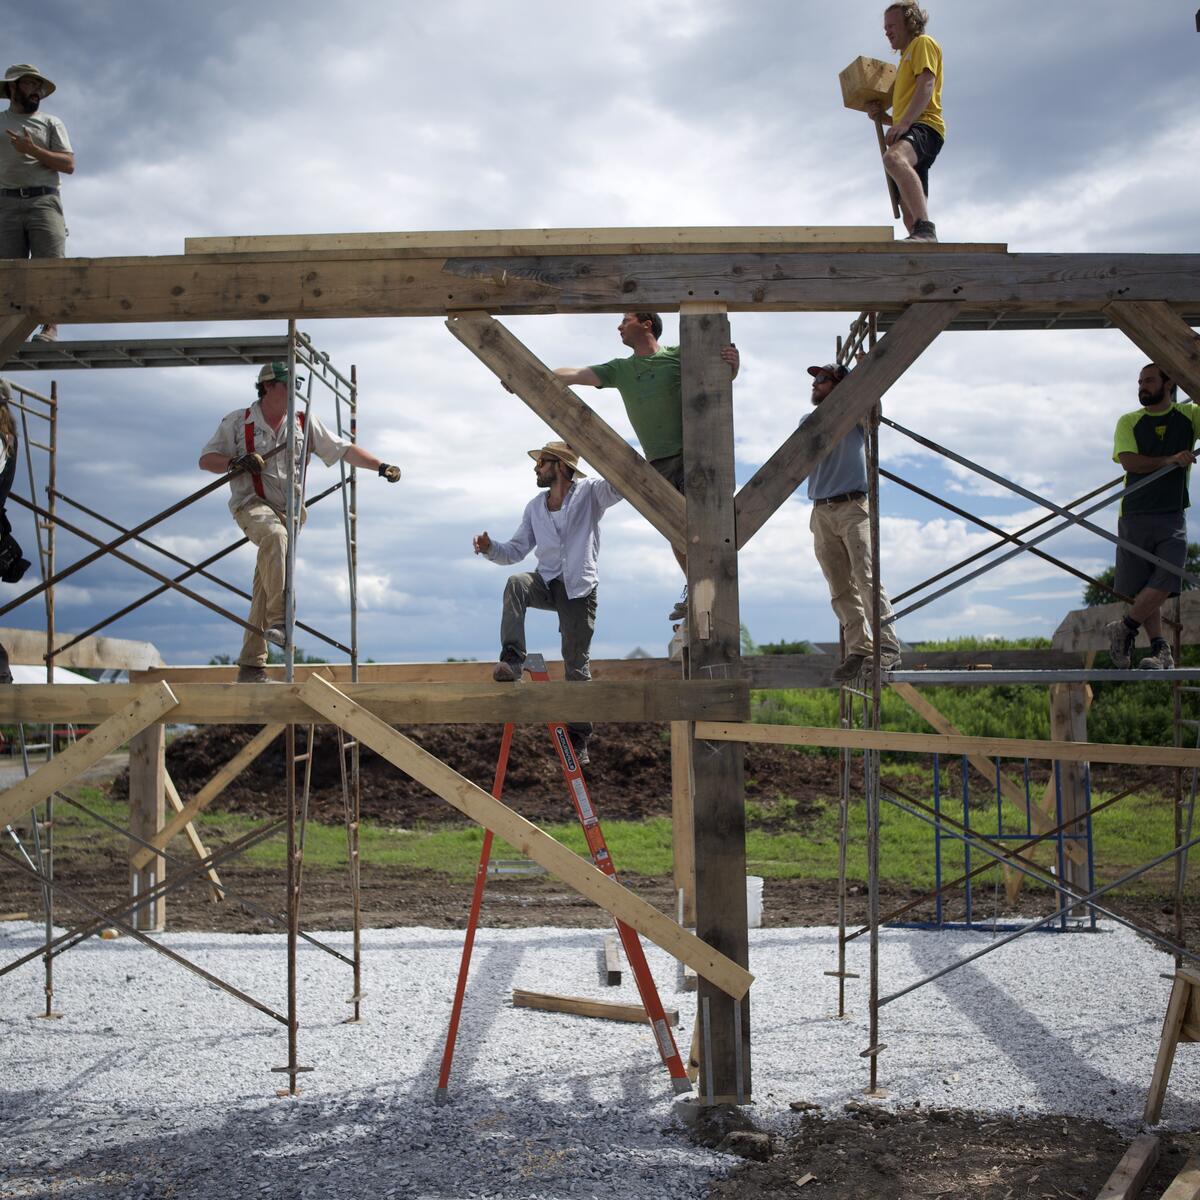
top-left (112, 722), bottom-right (839, 828)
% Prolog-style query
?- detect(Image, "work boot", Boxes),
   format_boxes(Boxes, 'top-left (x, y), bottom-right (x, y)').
top-left (30, 324), bottom-right (58, 343)
top-left (1103, 619), bottom-right (1136, 669)
top-left (1139, 642), bottom-right (1175, 670)
top-left (879, 650), bottom-right (903, 672)
top-left (236, 665), bottom-right (270, 683)
top-left (831, 653), bottom-right (867, 684)
top-left (264, 624), bottom-right (288, 647)
top-left (492, 656), bottom-right (523, 682)
top-left (903, 220), bottom-right (938, 243)
top-left (669, 588), bottom-right (688, 622)
top-left (568, 731), bottom-right (590, 767)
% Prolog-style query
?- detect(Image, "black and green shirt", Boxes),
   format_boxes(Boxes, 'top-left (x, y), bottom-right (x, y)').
top-left (1112, 401), bottom-right (1200, 514)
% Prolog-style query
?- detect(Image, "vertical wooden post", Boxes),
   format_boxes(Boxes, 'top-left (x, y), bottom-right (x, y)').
top-left (670, 721), bottom-right (696, 925)
top-left (680, 302), bottom-right (751, 1104)
top-left (128, 724), bottom-right (166, 930)
top-left (1049, 682), bottom-right (1090, 914)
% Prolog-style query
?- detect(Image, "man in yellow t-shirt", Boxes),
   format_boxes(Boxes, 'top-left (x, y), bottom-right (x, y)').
top-left (865, 4), bottom-right (945, 243)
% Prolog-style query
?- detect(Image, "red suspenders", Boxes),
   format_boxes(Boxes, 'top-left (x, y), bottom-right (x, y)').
top-left (243, 408), bottom-right (306, 501)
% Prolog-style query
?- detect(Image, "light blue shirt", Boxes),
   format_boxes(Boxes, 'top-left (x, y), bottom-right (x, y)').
top-left (486, 477), bottom-right (623, 598)
top-left (807, 423), bottom-right (868, 500)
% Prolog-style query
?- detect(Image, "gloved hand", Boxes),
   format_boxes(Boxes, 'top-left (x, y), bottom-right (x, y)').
top-left (231, 452), bottom-right (265, 475)
top-left (378, 463), bottom-right (401, 483)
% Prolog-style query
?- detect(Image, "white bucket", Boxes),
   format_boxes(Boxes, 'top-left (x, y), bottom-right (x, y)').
top-left (746, 875), bottom-right (764, 928)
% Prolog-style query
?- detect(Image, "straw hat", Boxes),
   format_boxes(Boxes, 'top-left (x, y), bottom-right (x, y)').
top-left (527, 440), bottom-right (586, 476)
top-left (1, 65), bottom-right (55, 99)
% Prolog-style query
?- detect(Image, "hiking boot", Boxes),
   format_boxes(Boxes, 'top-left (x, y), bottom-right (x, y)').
top-left (236, 665), bottom-right (270, 683)
top-left (493, 658), bottom-right (522, 682)
top-left (31, 325), bottom-right (58, 343)
top-left (569, 733), bottom-right (590, 766)
top-left (1139, 643), bottom-right (1175, 670)
top-left (903, 219), bottom-right (938, 243)
top-left (1104, 619), bottom-right (1136, 669)
top-left (831, 653), bottom-right (868, 684)
top-left (264, 624), bottom-right (288, 647)
top-left (669, 589), bottom-right (689, 622)
top-left (879, 650), bottom-right (903, 672)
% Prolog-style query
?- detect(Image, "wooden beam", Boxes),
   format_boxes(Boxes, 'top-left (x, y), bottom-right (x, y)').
top-left (130, 724), bottom-right (285, 870)
top-left (0, 678), bottom-right (749, 726)
top-left (298, 675), bottom-right (754, 999)
top-left (0, 314), bottom-right (38, 368)
top-left (0, 682), bottom-right (178, 830)
top-left (163, 771), bottom-right (224, 900)
top-left (1162, 1161), bottom-right (1200, 1200)
top-left (1104, 301), bottom-right (1200, 400)
top-left (185, 226), bottom-right (899, 255)
top-left (1095, 1134), bottom-right (1160, 1200)
top-left (1145, 969), bottom-right (1200, 1124)
top-left (6, 251), bottom-right (1200, 325)
top-left (734, 301), bottom-right (959, 548)
top-left (671, 721), bottom-right (696, 924)
top-left (681, 304), bottom-right (752, 1102)
top-left (603, 934), bottom-right (622, 985)
top-left (1049, 682), bottom-right (1091, 905)
top-left (694, 720), bottom-right (1200, 770)
top-left (446, 312), bottom-right (687, 555)
top-left (128, 725), bottom-right (166, 931)
top-left (512, 988), bottom-right (679, 1026)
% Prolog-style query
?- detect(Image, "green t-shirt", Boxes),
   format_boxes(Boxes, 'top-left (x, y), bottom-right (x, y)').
top-left (1112, 401), bottom-right (1200, 513)
top-left (590, 346), bottom-right (682, 462)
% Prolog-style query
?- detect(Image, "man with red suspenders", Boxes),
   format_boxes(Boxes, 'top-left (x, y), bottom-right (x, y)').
top-left (199, 362), bottom-right (400, 682)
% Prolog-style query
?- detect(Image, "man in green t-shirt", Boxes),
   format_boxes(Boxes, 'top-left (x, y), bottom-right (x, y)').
top-left (1104, 363), bottom-right (1200, 670)
top-left (554, 311), bottom-right (738, 622)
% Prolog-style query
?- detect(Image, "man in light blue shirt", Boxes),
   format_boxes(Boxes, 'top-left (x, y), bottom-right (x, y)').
top-left (473, 441), bottom-right (623, 762)
top-left (805, 363), bottom-right (901, 684)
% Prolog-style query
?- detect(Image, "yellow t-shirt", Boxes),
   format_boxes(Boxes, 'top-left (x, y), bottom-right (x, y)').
top-left (892, 34), bottom-right (945, 139)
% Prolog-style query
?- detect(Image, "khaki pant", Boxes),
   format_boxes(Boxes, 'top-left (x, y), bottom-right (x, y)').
top-left (0, 193), bottom-right (67, 258)
top-left (810, 497), bottom-right (899, 658)
top-left (233, 500), bottom-right (303, 667)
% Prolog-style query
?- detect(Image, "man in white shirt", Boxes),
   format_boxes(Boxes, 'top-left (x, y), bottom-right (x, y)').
top-left (0, 65), bottom-right (75, 343)
top-left (200, 362), bottom-right (401, 682)
top-left (473, 440), bottom-right (622, 763)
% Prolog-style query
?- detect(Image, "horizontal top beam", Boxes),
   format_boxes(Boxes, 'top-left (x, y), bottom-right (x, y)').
top-left (8, 248), bottom-right (1193, 326)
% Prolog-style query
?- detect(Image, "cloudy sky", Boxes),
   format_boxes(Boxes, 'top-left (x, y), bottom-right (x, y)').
top-left (1, 1), bottom-right (1197, 667)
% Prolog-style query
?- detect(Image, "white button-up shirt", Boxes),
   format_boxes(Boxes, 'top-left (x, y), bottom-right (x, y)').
top-left (202, 401), bottom-right (352, 515)
top-left (486, 477), bottom-right (623, 598)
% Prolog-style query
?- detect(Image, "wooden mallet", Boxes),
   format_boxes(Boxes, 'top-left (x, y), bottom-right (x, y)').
top-left (839, 55), bottom-right (901, 220)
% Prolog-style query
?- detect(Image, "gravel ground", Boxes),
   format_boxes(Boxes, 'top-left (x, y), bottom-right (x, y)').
top-left (2, 921), bottom-right (1196, 1199)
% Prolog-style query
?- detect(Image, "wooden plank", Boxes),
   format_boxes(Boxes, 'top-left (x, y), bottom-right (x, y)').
top-left (0, 682), bottom-right (178, 830)
top-left (1095, 1134), bottom-right (1160, 1200)
top-left (681, 305), bottom-right (752, 1102)
top-left (6, 251), bottom-right (1200, 325)
top-left (603, 934), bottom-right (622, 986)
top-left (694, 720), bottom-right (1200, 770)
top-left (734, 302), bottom-right (960, 548)
top-left (0, 626), bottom-right (164, 670)
top-left (446, 312), bottom-right (687, 555)
top-left (298, 675), bottom-right (754, 999)
top-left (1104, 301), bottom-right (1200, 401)
top-left (129, 724), bottom-right (284, 870)
top-left (185, 226), bottom-right (897, 255)
top-left (1054, 594), bottom-right (1200, 652)
top-left (671, 720), bottom-right (696, 924)
top-left (1146, 970), bottom-right (1200, 1123)
top-left (1162, 1159), bottom-right (1200, 1200)
top-left (0, 315), bottom-right (39, 369)
top-left (889, 681), bottom-right (1087, 867)
top-left (128, 725), bottom-right (166, 931)
top-left (512, 988), bottom-right (678, 1026)
top-left (163, 770), bottom-right (224, 900)
top-left (1050, 683), bottom-right (1091, 905)
top-left (0, 679), bottom-right (750, 726)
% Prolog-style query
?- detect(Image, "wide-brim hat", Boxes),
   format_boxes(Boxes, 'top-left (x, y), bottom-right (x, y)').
top-left (528, 440), bottom-right (586, 476)
top-left (1, 65), bottom-right (55, 99)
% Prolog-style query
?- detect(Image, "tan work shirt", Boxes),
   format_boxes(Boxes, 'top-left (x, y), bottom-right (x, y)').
top-left (0, 111), bottom-right (72, 190)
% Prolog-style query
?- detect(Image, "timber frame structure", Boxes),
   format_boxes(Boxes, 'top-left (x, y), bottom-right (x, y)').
top-left (3, 227), bottom-right (1200, 1108)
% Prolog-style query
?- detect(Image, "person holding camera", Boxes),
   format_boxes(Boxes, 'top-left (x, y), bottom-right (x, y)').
top-left (199, 362), bottom-right (401, 683)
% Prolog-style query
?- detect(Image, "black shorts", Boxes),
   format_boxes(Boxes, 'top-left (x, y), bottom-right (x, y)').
top-left (650, 453), bottom-right (686, 494)
top-left (1115, 511), bottom-right (1188, 597)
top-left (896, 122), bottom-right (944, 196)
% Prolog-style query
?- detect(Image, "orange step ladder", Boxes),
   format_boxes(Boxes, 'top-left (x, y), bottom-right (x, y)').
top-left (435, 653), bottom-right (691, 1101)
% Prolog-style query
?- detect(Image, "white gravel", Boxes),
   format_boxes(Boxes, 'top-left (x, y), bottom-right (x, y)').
top-left (2, 919), bottom-right (1196, 1199)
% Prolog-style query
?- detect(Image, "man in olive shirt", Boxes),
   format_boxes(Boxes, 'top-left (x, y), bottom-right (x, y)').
top-left (553, 311), bottom-right (738, 621)
top-left (1104, 363), bottom-right (1199, 670)
top-left (0, 65), bottom-right (74, 342)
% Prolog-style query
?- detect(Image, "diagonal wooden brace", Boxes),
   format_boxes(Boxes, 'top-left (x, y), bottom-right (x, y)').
top-left (1103, 300), bottom-right (1200, 401)
top-left (298, 675), bottom-right (753, 999)
top-left (734, 300), bottom-right (960, 548)
top-left (446, 312), bottom-right (687, 557)
top-left (0, 682), bottom-right (179, 829)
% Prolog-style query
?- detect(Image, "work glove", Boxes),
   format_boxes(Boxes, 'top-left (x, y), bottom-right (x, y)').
top-left (231, 452), bottom-right (265, 474)
top-left (378, 463), bottom-right (401, 483)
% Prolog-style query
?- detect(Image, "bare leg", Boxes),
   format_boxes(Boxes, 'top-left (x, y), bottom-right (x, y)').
top-left (882, 139), bottom-right (928, 229)
top-left (1131, 585), bottom-right (1172, 639)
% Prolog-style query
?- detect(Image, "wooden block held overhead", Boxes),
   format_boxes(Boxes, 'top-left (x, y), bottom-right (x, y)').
top-left (512, 989), bottom-right (678, 1027)
top-left (839, 56), bottom-right (896, 111)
